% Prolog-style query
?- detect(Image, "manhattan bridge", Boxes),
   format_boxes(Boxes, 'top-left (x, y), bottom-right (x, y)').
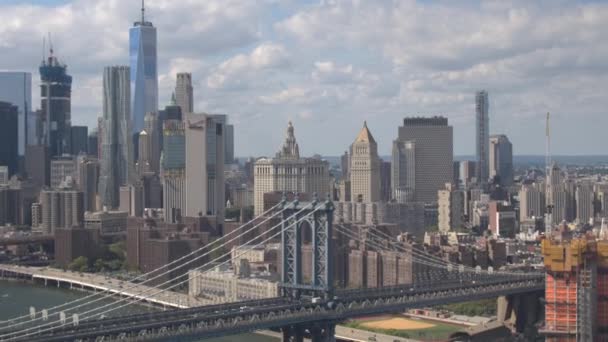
top-left (0, 196), bottom-right (544, 342)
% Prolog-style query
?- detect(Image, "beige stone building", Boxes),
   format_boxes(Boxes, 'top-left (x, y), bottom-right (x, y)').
top-left (188, 267), bottom-right (278, 304)
top-left (254, 122), bottom-right (329, 215)
top-left (350, 122), bottom-right (381, 203)
top-left (437, 183), bottom-right (464, 232)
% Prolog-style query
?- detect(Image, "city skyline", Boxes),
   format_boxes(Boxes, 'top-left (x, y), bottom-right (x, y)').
top-left (0, 1), bottom-right (606, 156)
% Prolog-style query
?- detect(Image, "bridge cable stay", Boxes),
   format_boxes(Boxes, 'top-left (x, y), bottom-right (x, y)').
top-left (361, 224), bottom-right (536, 277)
top-left (0, 202), bottom-right (290, 334)
top-left (335, 224), bottom-right (537, 280)
top-left (5, 204), bottom-right (322, 342)
top-left (0, 202), bottom-right (288, 331)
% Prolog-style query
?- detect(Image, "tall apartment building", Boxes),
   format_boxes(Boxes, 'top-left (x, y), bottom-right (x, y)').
top-left (392, 117), bottom-right (453, 204)
top-left (437, 183), bottom-right (464, 232)
top-left (475, 91), bottom-right (489, 186)
top-left (98, 66), bottom-right (135, 209)
top-left (185, 113), bottom-right (225, 222)
top-left (40, 184), bottom-right (84, 234)
top-left (350, 122), bottom-right (381, 203)
top-left (519, 182), bottom-right (545, 222)
top-left (489, 134), bottom-right (513, 187)
top-left (175, 73), bottom-right (193, 114)
top-left (253, 122), bottom-right (329, 215)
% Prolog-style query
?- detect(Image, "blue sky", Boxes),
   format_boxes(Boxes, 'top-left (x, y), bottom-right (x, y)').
top-left (0, 0), bottom-right (606, 156)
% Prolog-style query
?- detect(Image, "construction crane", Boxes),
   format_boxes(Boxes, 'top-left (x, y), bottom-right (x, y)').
top-left (545, 112), bottom-right (553, 235)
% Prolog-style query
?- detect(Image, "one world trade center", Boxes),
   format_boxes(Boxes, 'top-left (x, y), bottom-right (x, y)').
top-left (129, 1), bottom-right (158, 134)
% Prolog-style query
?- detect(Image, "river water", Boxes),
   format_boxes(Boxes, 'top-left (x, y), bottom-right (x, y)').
top-left (0, 279), bottom-right (277, 342)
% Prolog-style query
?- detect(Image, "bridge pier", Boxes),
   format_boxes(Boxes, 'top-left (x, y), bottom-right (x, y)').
top-left (497, 290), bottom-right (543, 336)
top-left (282, 322), bottom-right (336, 342)
top-left (282, 325), bottom-right (304, 342)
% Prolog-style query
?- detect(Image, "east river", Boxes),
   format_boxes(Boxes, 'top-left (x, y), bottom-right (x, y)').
top-left (0, 279), bottom-right (277, 342)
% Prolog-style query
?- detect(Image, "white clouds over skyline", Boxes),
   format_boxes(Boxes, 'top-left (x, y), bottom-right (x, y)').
top-left (0, 0), bottom-right (606, 156)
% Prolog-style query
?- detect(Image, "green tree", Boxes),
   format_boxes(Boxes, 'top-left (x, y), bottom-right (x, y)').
top-left (68, 256), bottom-right (89, 272)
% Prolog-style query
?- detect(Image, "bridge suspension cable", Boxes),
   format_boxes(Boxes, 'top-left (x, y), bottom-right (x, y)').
top-left (0, 202), bottom-right (291, 336)
top-left (4, 203), bottom-right (323, 342)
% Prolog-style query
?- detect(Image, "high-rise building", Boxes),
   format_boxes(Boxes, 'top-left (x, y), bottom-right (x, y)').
top-left (40, 49), bottom-right (72, 157)
top-left (87, 131), bottom-right (98, 158)
top-left (519, 182), bottom-right (545, 222)
top-left (340, 151), bottom-right (350, 180)
top-left (380, 161), bottom-right (391, 202)
top-left (253, 122), bottom-right (330, 215)
top-left (130, 2), bottom-right (158, 134)
top-left (438, 183), bottom-right (464, 232)
top-left (0, 166), bottom-right (8, 186)
top-left (207, 114), bottom-right (234, 166)
top-left (98, 66), bottom-right (134, 209)
top-left (185, 113), bottom-right (225, 222)
top-left (0, 102), bottom-right (19, 176)
top-left (459, 160), bottom-right (476, 188)
top-left (25, 145), bottom-right (49, 187)
top-left (70, 126), bottom-right (88, 155)
top-left (0, 72), bottom-right (32, 167)
top-left (136, 130), bottom-right (150, 173)
top-left (475, 91), bottom-right (489, 186)
top-left (50, 155), bottom-right (77, 189)
top-left (576, 182), bottom-right (594, 225)
top-left (162, 119), bottom-right (186, 223)
top-left (119, 184), bottom-right (143, 217)
top-left (489, 134), bottom-right (513, 187)
top-left (76, 156), bottom-right (99, 212)
top-left (143, 111), bottom-right (160, 172)
top-left (350, 122), bottom-right (381, 203)
top-left (175, 73), bottom-right (193, 114)
top-left (40, 182), bottom-right (84, 234)
top-left (392, 117), bottom-right (453, 204)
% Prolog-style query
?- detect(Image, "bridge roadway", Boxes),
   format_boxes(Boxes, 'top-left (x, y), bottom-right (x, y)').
top-left (0, 235), bottom-right (54, 246)
top-left (13, 272), bottom-right (544, 342)
top-left (0, 265), bottom-right (197, 309)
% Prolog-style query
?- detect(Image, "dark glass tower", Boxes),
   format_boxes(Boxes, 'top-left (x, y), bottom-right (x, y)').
top-left (40, 49), bottom-right (72, 157)
top-left (0, 101), bottom-right (19, 176)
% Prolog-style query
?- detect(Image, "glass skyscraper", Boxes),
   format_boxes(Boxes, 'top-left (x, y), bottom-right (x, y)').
top-left (40, 51), bottom-right (72, 157)
top-left (129, 4), bottom-right (158, 134)
top-left (476, 90), bottom-right (489, 186)
top-left (0, 72), bottom-right (31, 163)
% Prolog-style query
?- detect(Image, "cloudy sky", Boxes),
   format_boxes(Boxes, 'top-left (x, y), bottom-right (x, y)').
top-left (0, 0), bottom-right (606, 157)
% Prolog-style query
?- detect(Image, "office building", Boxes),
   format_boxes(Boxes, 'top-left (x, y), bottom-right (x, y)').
top-left (489, 134), bottom-right (513, 187)
top-left (207, 114), bottom-right (234, 166)
top-left (350, 121), bottom-right (381, 203)
top-left (475, 91), bottom-right (489, 185)
top-left (0, 102), bottom-right (19, 176)
top-left (438, 183), bottom-right (464, 232)
top-left (25, 145), bottom-right (49, 187)
top-left (0, 72), bottom-right (31, 167)
top-left (188, 268), bottom-right (278, 304)
top-left (141, 172), bottom-right (162, 209)
top-left (84, 210), bottom-right (128, 236)
top-left (459, 160), bottom-right (476, 187)
top-left (143, 111), bottom-right (160, 173)
top-left (50, 155), bottom-right (76, 189)
top-left (40, 184), bottom-right (84, 234)
top-left (136, 130), bottom-right (151, 173)
top-left (162, 120), bottom-right (186, 223)
top-left (119, 184), bottom-right (143, 217)
top-left (98, 66), bottom-right (135, 209)
top-left (40, 49), bottom-right (72, 157)
top-left (76, 156), bottom-right (99, 212)
top-left (175, 73), bottom-right (193, 114)
top-left (380, 161), bottom-right (391, 202)
top-left (489, 201), bottom-right (516, 238)
top-left (519, 182), bottom-right (545, 222)
top-left (0, 166), bottom-right (8, 186)
top-left (55, 227), bottom-right (100, 268)
top-left (87, 131), bottom-right (98, 158)
top-left (391, 117), bottom-right (453, 204)
top-left (70, 125), bottom-right (88, 155)
top-left (253, 122), bottom-right (329, 215)
top-left (185, 113), bottom-right (225, 222)
top-left (130, 2), bottom-right (158, 133)
top-left (576, 183), bottom-right (594, 225)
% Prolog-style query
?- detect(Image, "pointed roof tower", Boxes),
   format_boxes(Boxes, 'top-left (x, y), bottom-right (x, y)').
top-left (355, 121), bottom-right (376, 144)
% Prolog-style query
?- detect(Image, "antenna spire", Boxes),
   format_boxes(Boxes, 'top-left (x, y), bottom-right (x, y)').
top-left (141, 0), bottom-right (145, 23)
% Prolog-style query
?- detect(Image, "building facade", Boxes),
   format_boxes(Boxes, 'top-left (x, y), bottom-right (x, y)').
top-left (489, 134), bottom-right (513, 187)
top-left (0, 102), bottom-right (19, 177)
top-left (0, 72), bottom-right (31, 164)
top-left (40, 186), bottom-right (84, 234)
top-left (392, 117), bottom-right (453, 204)
top-left (253, 122), bottom-right (330, 215)
top-left (175, 73), bottom-right (193, 114)
top-left (438, 183), bottom-right (464, 232)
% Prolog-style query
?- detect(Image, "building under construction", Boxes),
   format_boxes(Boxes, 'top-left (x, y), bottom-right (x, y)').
top-left (541, 232), bottom-right (608, 341)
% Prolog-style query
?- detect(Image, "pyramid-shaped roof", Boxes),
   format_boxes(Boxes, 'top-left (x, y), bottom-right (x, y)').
top-left (355, 121), bottom-right (376, 144)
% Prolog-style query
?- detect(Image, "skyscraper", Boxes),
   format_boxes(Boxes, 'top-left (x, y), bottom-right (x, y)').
top-left (98, 66), bottom-right (134, 209)
top-left (0, 102), bottom-right (19, 177)
top-left (162, 119), bottom-right (185, 223)
top-left (143, 111), bottom-right (160, 173)
top-left (475, 91), bottom-right (489, 186)
top-left (175, 73), bottom-right (193, 114)
top-left (489, 134), bottom-right (513, 187)
top-left (70, 126), bottom-right (88, 155)
top-left (130, 2), bottom-right (158, 134)
top-left (392, 117), bottom-right (453, 204)
top-left (40, 48), bottom-right (72, 157)
top-left (350, 121), bottom-right (380, 203)
top-left (0, 72), bottom-right (31, 167)
top-left (185, 113), bottom-right (225, 222)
